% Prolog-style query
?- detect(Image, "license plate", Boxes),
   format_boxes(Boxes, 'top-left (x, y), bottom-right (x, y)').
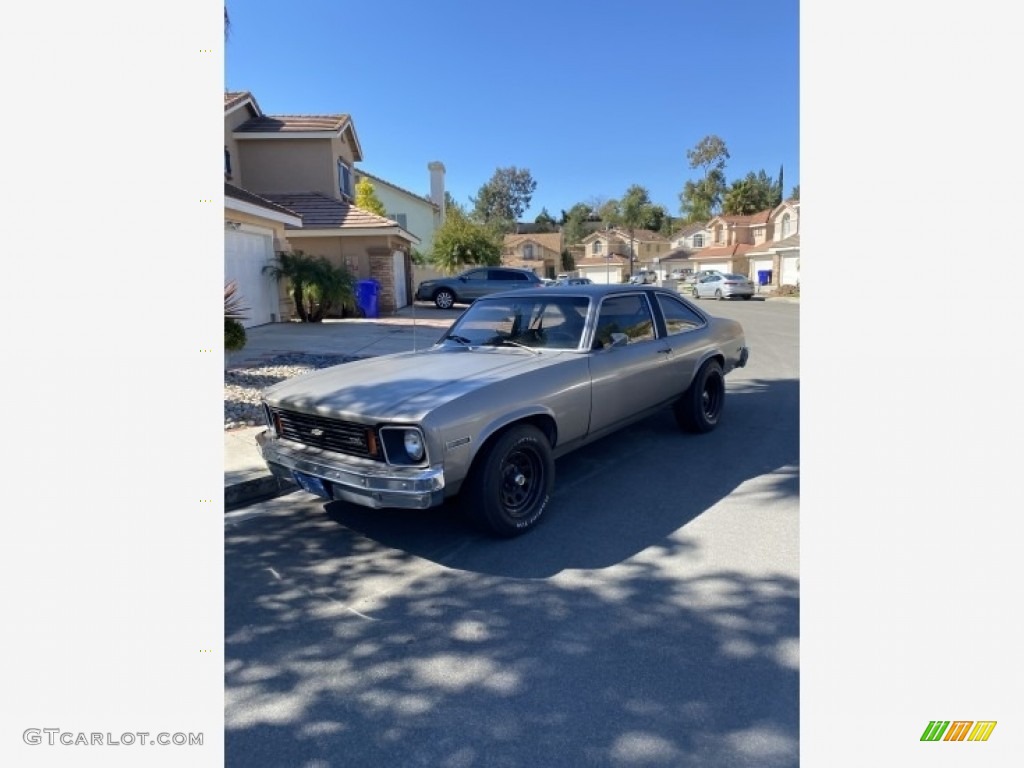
top-left (293, 470), bottom-right (329, 499)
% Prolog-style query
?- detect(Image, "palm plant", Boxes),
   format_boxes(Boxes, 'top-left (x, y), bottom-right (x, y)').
top-left (263, 251), bottom-right (356, 322)
top-left (224, 281), bottom-right (248, 350)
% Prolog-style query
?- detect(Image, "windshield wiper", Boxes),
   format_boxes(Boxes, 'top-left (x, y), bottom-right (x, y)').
top-left (444, 333), bottom-right (473, 345)
top-left (486, 335), bottom-right (541, 355)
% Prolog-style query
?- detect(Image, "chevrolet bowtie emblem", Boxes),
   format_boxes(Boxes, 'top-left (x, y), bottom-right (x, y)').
top-left (310, 428), bottom-right (324, 436)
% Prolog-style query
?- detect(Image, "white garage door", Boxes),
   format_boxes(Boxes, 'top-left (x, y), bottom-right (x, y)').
top-left (781, 255), bottom-right (800, 286)
top-left (225, 229), bottom-right (279, 328)
top-left (698, 262), bottom-right (729, 273)
top-left (751, 258), bottom-right (773, 284)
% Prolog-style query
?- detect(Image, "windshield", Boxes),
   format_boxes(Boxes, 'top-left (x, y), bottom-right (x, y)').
top-left (443, 295), bottom-right (591, 350)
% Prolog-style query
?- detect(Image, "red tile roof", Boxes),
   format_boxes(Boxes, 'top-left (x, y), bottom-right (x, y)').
top-left (224, 91), bottom-right (258, 112)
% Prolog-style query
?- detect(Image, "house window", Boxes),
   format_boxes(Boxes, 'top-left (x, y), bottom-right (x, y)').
top-left (714, 225), bottom-right (723, 244)
top-left (781, 213), bottom-right (791, 238)
top-left (593, 241), bottom-right (603, 255)
top-left (224, 147), bottom-right (232, 178)
top-left (338, 160), bottom-right (353, 200)
top-left (693, 234), bottom-right (704, 248)
top-left (524, 244), bottom-right (534, 260)
top-left (388, 212), bottom-right (408, 229)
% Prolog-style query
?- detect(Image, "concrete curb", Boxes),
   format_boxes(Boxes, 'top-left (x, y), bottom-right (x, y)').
top-left (225, 474), bottom-right (286, 510)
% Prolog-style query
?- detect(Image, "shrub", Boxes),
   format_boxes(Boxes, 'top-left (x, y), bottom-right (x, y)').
top-left (225, 318), bottom-right (246, 351)
top-left (776, 284), bottom-right (800, 296)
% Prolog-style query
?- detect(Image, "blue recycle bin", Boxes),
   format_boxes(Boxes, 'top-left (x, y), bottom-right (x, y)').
top-left (355, 279), bottom-right (380, 318)
top-left (757, 269), bottom-right (773, 286)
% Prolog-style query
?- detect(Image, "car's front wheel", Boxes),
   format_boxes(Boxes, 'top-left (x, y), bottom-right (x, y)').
top-left (434, 289), bottom-right (456, 309)
top-left (674, 359), bottom-right (725, 433)
top-left (692, 288), bottom-right (700, 299)
top-left (464, 424), bottom-right (554, 537)
top-left (715, 289), bottom-right (724, 300)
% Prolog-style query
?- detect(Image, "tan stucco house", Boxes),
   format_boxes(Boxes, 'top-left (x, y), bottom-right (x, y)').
top-left (354, 165), bottom-right (446, 257)
top-left (501, 232), bottom-right (563, 278)
top-left (578, 228), bottom-right (671, 277)
top-left (224, 91), bottom-right (419, 319)
top-left (746, 200), bottom-right (800, 287)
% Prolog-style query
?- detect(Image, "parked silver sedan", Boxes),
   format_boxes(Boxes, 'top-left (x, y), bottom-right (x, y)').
top-left (257, 285), bottom-right (749, 536)
top-left (691, 272), bottom-right (755, 300)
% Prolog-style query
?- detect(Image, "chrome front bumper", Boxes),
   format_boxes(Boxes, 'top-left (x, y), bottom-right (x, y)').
top-left (256, 430), bottom-right (446, 510)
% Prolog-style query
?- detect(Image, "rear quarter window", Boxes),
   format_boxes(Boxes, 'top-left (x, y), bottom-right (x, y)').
top-left (657, 294), bottom-right (706, 335)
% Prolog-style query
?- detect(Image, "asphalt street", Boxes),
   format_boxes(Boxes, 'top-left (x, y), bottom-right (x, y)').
top-left (225, 298), bottom-right (799, 767)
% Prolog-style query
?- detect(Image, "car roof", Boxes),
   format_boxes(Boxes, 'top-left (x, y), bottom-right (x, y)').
top-left (483, 284), bottom-right (680, 300)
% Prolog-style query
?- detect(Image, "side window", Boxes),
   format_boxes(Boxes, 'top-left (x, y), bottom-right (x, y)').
top-left (492, 270), bottom-right (514, 281)
top-left (593, 295), bottom-right (656, 348)
top-left (657, 294), bottom-right (706, 336)
top-left (464, 270), bottom-right (487, 281)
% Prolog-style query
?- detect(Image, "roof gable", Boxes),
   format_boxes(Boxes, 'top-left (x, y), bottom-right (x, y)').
top-left (355, 169), bottom-right (438, 211)
top-left (234, 114), bottom-right (364, 161)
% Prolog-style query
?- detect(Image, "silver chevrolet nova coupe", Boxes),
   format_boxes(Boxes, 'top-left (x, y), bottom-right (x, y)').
top-left (257, 284), bottom-right (749, 536)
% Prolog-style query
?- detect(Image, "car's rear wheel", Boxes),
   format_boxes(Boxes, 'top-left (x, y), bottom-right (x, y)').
top-left (675, 359), bottom-right (725, 433)
top-left (742, 294), bottom-right (752, 300)
top-left (434, 289), bottom-right (456, 309)
top-left (464, 424), bottom-right (554, 537)
top-left (715, 289), bottom-right (724, 300)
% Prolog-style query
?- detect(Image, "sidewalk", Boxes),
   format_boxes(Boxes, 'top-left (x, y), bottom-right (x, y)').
top-left (224, 303), bottom-right (459, 509)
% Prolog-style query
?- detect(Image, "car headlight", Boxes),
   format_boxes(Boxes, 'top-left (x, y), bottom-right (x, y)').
top-left (379, 426), bottom-right (427, 465)
top-left (403, 430), bottom-right (425, 461)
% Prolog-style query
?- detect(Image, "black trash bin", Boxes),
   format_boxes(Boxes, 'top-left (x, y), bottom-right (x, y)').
top-left (355, 279), bottom-right (381, 318)
top-left (757, 269), bottom-right (773, 286)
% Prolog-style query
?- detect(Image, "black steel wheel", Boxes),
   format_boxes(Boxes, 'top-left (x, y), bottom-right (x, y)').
top-left (434, 289), bottom-right (456, 309)
top-left (464, 424), bottom-right (554, 537)
top-left (674, 359), bottom-right (726, 433)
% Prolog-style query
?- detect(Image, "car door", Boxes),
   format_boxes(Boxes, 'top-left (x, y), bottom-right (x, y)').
top-left (698, 274), bottom-right (721, 298)
top-left (653, 292), bottom-right (712, 390)
top-left (587, 293), bottom-right (673, 435)
top-left (459, 268), bottom-right (491, 300)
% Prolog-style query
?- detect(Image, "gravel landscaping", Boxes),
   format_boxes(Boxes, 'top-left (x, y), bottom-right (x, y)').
top-left (224, 353), bottom-right (364, 430)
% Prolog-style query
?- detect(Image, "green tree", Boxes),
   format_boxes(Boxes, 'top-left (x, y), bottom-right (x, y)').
top-left (429, 206), bottom-right (502, 274)
top-left (263, 251), bottom-right (356, 323)
top-left (533, 207), bottom-right (557, 232)
top-left (789, 184), bottom-right (800, 201)
top-left (355, 177), bottom-right (388, 217)
top-left (471, 166), bottom-right (537, 227)
top-left (605, 185), bottom-right (659, 277)
top-left (561, 203), bottom-right (592, 246)
top-left (723, 170), bottom-right (778, 215)
top-left (679, 135), bottom-right (730, 223)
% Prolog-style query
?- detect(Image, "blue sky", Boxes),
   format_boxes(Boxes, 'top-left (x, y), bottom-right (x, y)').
top-left (225, 0), bottom-right (799, 221)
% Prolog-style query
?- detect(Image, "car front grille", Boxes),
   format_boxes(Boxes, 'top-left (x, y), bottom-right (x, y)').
top-left (272, 408), bottom-right (377, 459)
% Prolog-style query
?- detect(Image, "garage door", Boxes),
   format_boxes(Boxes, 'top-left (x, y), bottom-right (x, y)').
top-left (751, 258), bottom-right (773, 284)
top-left (698, 262), bottom-right (729, 274)
top-left (781, 255), bottom-right (800, 286)
top-left (225, 229), bottom-right (279, 328)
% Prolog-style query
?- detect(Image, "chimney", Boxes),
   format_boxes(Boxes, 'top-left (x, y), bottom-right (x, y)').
top-left (428, 161), bottom-right (446, 225)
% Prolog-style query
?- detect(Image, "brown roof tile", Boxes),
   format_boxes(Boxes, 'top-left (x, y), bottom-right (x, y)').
top-left (234, 114), bottom-right (351, 133)
top-left (225, 182), bottom-right (302, 220)
top-left (257, 192), bottom-right (401, 230)
top-left (503, 233), bottom-right (563, 252)
top-left (224, 91), bottom-right (257, 112)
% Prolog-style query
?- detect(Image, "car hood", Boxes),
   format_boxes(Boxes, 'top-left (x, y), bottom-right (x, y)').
top-left (262, 347), bottom-right (570, 422)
